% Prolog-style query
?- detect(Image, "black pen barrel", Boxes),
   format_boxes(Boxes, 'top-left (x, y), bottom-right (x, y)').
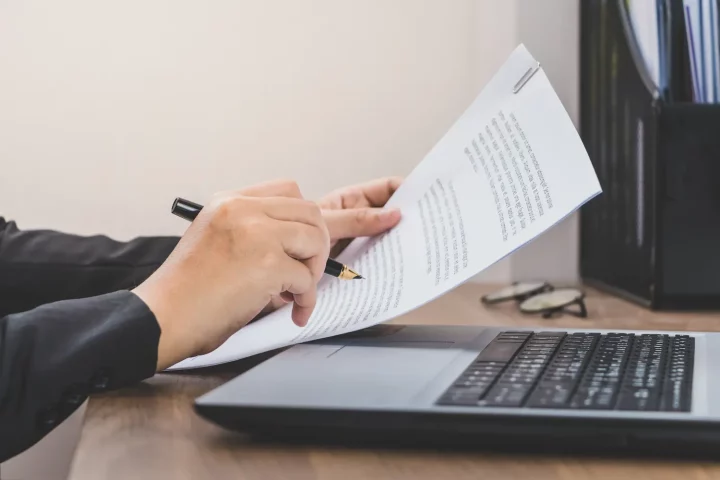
top-left (324, 258), bottom-right (344, 277)
top-left (171, 198), bottom-right (203, 221)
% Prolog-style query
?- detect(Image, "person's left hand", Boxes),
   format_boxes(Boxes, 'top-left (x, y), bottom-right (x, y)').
top-left (258, 176), bottom-right (403, 317)
top-left (318, 176), bottom-right (402, 257)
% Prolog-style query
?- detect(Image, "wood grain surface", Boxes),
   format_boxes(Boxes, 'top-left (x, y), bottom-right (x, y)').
top-left (68, 284), bottom-right (720, 480)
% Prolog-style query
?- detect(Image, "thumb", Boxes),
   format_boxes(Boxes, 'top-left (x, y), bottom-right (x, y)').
top-left (323, 207), bottom-right (401, 240)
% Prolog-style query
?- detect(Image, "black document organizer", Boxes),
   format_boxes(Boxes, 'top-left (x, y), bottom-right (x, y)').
top-left (579, 0), bottom-right (720, 309)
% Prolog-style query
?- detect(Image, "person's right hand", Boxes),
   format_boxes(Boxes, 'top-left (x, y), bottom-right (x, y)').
top-left (131, 180), bottom-right (330, 371)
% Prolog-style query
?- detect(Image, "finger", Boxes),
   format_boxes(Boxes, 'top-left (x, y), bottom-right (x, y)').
top-left (358, 176), bottom-right (403, 207)
top-left (278, 258), bottom-right (317, 327)
top-left (319, 177), bottom-right (404, 209)
top-left (322, 207), bottom-right (401, 240)
top-left (262, 197), bottom-right (325, 229)
top-left (279, 255), bottom-right (315, 295)
top-left (274, 221), bottom-right (329, 262)
top-left (303, 251), bottom-right (327, 283)
top-left (240, 179), bottom-right (303, 199)
top-left (291, 285), bottom-right (317, 327)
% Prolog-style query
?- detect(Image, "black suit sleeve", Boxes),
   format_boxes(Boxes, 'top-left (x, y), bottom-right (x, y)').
top-left (0, 292), bottom-right (161, 461)
top-left (0, 217), bottom-right (179, 316)
top-left (0, 218), bottom-right (180, 461)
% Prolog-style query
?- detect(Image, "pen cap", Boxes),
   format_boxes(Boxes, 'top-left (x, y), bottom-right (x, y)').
top-left (171, 197), bottom-right (203, 221)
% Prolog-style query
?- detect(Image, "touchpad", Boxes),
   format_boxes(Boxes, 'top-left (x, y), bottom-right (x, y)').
top-left (212, 341), bottom-right (460, 409)
top-left (305, 343), bottom-right (457, 407)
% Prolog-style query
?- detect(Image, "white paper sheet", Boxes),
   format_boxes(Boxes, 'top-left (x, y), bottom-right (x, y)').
top-left (628, 0), bottom-right (661, 89)
top-left (168, 44), bottom-right (602, 371)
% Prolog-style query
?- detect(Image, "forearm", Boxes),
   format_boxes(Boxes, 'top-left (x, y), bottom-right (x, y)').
top-left (0, 291), bottom-right (160, 462)
top-left (0, 218), bottom-right (178, 316)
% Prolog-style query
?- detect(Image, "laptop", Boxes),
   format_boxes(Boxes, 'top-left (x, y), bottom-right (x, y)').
top-left (194, 323), bottom-right (720, 455)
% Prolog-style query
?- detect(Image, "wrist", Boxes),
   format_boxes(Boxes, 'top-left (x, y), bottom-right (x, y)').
top-left (132, 263), bottom-right (274, 371)
top-left (131, 282), bottom-right (186, 371)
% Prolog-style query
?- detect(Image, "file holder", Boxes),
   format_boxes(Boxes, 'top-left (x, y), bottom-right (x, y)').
top-left (579, 0), bottom-right (720, 309)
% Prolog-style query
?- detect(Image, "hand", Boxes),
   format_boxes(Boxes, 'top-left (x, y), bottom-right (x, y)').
top-left (258, 177), bottom-right (403, 316)
top-left (317, 176), bottom-right (403, 257)
top-left (132, 180), bottom-right (330, 370)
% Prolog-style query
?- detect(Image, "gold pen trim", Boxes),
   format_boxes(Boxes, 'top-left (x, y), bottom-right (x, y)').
top-left (338, 265), bottom-right (363, 280)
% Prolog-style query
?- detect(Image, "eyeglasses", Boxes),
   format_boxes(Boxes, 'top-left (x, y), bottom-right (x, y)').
top-left (480, 281), bottom-right (587, 319)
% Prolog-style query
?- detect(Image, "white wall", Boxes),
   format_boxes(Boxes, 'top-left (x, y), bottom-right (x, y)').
top-left (510, 0), bottom-right (581, 284)
top-left (0, 0), bottom-right (479, 238)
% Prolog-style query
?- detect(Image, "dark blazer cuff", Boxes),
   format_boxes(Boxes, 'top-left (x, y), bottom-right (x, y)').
top-left (75, 291), bottom-right (161, 390)
top-left (0, 290), bottom-right (161, 461)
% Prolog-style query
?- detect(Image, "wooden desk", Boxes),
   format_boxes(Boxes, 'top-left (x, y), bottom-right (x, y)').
top-left (68, 284), bottom-right (720, 479)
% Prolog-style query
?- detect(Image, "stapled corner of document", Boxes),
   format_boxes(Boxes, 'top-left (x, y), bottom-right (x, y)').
top-left (513, 61), bottom-right (542, 94)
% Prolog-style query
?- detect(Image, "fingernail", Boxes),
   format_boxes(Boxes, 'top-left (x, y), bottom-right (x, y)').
top-left (380, 208), bottom-right (401, 220)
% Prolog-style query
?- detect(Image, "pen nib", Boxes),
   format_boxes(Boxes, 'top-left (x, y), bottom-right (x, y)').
top-left (339, 266), bottom-right (363, 280)
top-left (354, 275), bottom-right (364, 280)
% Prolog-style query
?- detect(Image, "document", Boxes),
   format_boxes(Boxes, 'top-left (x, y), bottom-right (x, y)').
top-left (168, 44), bottom-right (602, 370)
top-left (628, 0), bottom-right (661, 89)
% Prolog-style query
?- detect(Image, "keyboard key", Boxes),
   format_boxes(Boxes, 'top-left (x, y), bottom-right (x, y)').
top-left (438, 390), bottom-right (482, 406)
top-left (571, 385), bottom-right (616, 409)
top-left (482, 383), bottom-right (532, 407)
top-left (526, 383), bottom-right (573, 408)
top-left (476, 339), bottom-right (526, 362)
top-left (536, 332), bottom-right (567, 337)
top-left (616, 387), bottom-right (659, 410)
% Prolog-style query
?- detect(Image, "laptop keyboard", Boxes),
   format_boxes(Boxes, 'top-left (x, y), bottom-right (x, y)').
top-left (437, 331), bottom-right (694, 412)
